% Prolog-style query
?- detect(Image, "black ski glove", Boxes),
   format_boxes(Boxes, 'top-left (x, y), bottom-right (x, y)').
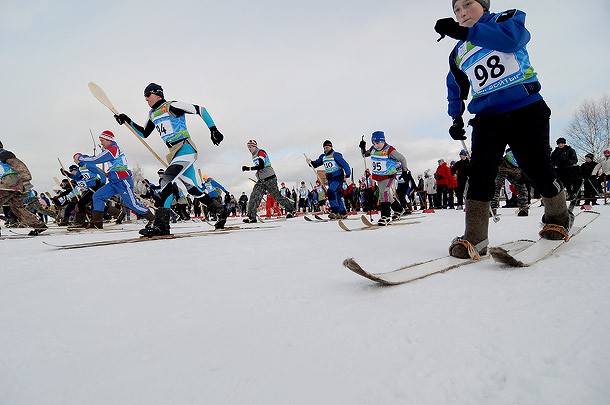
top-left (114, 113), bottom-right (131, 125)
top-left (359, 140), bottom-right (366, 150)
top-left (242, 166), bottom-right (250, 172)
top-left (449, 116), bottom-right (467, 141)
top-left (210, 126), bottom-right (223, 146)
top-left (434, 18), bottom-right (468, 41)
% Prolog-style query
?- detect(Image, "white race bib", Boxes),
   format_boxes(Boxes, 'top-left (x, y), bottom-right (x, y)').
top-left (155, 120), bottom-right (175, 137)
top-left (465, 51), bottom-right (520, 94)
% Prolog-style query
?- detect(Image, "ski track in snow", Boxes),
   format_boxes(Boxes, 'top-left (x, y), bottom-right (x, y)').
top-left (1, 205), bottom-right (610, 404)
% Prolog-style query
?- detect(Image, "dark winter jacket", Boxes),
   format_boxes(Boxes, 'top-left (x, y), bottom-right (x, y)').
top-left (451, 158), bottom-right (470, 183)
top-left (580, 161), bottom-right (597, 179)
top-left (551, 145), bottom-right (578, 168)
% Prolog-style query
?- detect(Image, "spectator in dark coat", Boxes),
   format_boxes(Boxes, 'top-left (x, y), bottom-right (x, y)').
top-left (551, 137), bottom-right (579, 198)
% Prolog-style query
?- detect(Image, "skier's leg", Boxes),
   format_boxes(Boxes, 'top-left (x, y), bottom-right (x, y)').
top-left (265, 177), bottom-right (295, 216)
top-left (246, 182), bottom-right (265, 222)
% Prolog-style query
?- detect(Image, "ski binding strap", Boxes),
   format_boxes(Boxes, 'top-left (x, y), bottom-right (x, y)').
top-left (449, 237), bottom-right (489, 260)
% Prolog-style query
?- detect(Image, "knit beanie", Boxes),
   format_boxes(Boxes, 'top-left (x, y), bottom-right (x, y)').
top-left (452, 0), bottom-right (489, 11)
top-left (246, 139), bottom-right (257, 148)
top-left (144, 83), bottom-right (164, 99)
top-left (323, 140), bottom-right (333, 148)
top-left (371, 131), bottom-right (385, 143)
top-left (99, 130), bottom-right (115, 142)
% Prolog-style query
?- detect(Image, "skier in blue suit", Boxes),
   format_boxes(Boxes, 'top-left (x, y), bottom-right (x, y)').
top-left (307, 140), bottom-right (352, 219)
top-left (75, 130), bottom-right (155, 229)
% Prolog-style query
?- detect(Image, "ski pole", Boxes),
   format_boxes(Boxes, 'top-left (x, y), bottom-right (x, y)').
top-left (360, 135), bottom-right (373, 221)
top-left (303, 153), bottom-right (327, 192)
top-left (89, 129), bottom-right (98, 156)
top-left (57, 158), bottom-right (80, 201)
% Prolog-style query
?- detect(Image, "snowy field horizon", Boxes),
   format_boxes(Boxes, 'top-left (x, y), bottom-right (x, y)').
top-left (1, 203), bottom-right (609, 404)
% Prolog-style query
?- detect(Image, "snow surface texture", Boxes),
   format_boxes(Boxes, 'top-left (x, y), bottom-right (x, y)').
top-left (1, 204), bottom-right (609, 405)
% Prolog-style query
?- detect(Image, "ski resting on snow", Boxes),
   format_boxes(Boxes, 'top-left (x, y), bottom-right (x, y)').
top-left (342, 210), bottom-right (600, 284)
top-left (342, 240), bottom-right (535, 285)
top-left (42, 225), bottom-right (280, 249)
top-left (338, 215), bottom-right (422, 231)
top-left (489, 210), bottom-right (600, 267)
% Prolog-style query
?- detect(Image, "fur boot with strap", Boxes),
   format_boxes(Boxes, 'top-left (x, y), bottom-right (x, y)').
top-left (378, 202), bottom-right (392, 226)
top-left (540, 190), bottom-right (574, 240)
top-left (85, 210), bottom-right (104, 229)
top-left (449, 200), bottom-right (490, 259)
top-left (68, 211), bottom-right (87, 229)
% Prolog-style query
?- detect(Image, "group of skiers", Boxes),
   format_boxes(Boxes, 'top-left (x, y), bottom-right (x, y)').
top-left (3, 0), bottom-right (610, 264)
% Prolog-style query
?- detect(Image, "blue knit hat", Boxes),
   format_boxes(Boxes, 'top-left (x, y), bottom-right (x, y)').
top-left (371, 131), bottom-right (385, 143)
top-left (459, 149), bottom-right (467, 156)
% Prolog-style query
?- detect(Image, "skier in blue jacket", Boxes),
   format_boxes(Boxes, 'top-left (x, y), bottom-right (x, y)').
top-left (307, 140), bottom-right (352, 219)
top-left (434, 0), bottom-right (572, 259)
top-left (76, 130), bottom-right (155, 229)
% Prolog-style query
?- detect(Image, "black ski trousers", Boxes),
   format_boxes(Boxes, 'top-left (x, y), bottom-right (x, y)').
top-left (466, 100), bottom-right (562, 202)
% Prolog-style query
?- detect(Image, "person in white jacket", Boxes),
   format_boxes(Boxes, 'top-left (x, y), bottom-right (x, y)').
top-left (424, 170), bottom-right (437, 209)
top-left (592, 150), bottom-right (610, 176)
top-left (592, 149), bottom-right (610, 192)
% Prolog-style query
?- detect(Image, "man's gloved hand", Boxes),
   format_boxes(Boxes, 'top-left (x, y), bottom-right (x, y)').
top-left (359, 140), bottom-right (366, 152)
top-left (242, 166), bottom-right (250, 172)
top-left (210, 126), bottom-right (224, 146)
top-left (434, 18), bottom-right (469, 41)
top-left (449, 116), bottom-right (467, 140)
top-left (114, 113), bottom-right (131, 125)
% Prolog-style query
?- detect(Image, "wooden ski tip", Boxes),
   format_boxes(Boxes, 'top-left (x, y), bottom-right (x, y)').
top-left (489, 246), bottom-right (526, 267)
top-left (343, 258), bottom-right (366, 274)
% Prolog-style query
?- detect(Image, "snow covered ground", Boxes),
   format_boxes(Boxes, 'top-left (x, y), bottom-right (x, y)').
top-left (1, 203), bottom-right (609, 405)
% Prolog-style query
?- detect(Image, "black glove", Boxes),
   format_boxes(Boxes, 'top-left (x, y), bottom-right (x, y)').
top-left (242, 166), bottom-right (250, 172)
top-left (359, 140), bottom-right (366, 151)
top-left (449, 116), bottom-right (467, 141)
top-left (114, 113), bottom-right (131, 125)
top-left (210, 126), bottom-right (223, 146)
top-left (60, 168), bottom-right (69, 176)
top-left (434, 18), bottom-right (468, 41)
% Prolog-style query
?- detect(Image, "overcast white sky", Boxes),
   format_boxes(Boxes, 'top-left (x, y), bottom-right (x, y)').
top-left (2, 0), bottom-right (609, 194)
